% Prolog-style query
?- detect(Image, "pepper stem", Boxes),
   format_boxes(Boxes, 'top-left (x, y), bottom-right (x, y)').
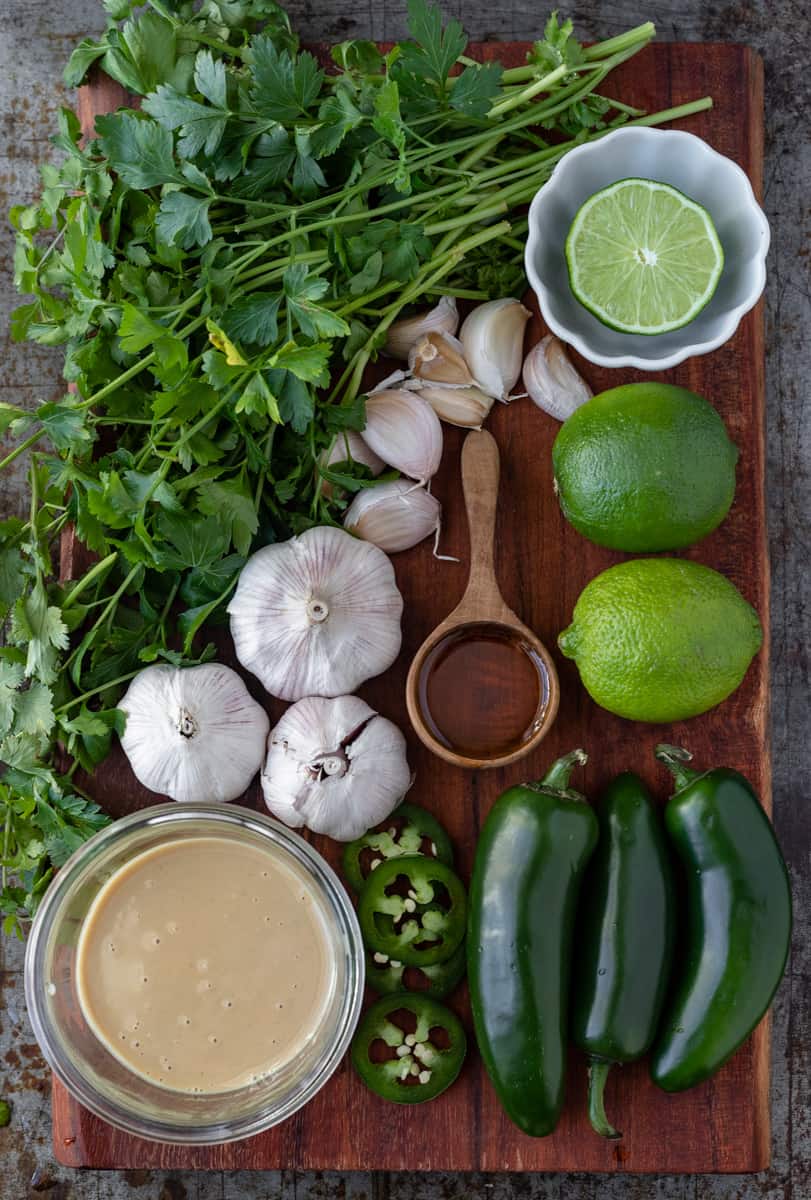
top-left (655, 743), bottom-right (701, 792)
top-left (588, 1060), bottom-right (621, 1140)
top-left (539, 748), bottom-right (588, 793)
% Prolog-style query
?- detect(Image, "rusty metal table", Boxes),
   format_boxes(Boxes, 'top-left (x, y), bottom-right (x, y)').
top-left (1, 1), bottom-right (808, 1197)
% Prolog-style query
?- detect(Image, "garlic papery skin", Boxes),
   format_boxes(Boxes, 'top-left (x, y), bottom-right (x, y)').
top-left (119, 663), bottom-right (269, 804)
top-left (408, 331), bottom-right (475, 387)
top-left (523, 334), bottom-right (593, 420)
top-left (344, 479), bottom-right (441, 553)
top-left (262, 695), bottom-right (411, 841)
top-left (319, 430), bottom-right (385, 497)
top-left (228, 526), bottom-right (403, 702)
top-left (417, 383), bottom-right (495, 429)
top-left (361, 389), bottom-right (443, 483)
top-left (384, 296), bottom-right (459, 361)
top-left (459, 298), bottom-right (531, 400)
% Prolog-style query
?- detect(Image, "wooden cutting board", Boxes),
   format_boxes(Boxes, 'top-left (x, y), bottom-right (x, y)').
top-left (52, 40), bottom-right (769, 1173)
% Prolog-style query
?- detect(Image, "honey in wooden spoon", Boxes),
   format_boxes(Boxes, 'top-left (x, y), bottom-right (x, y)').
top-left (417, 623), bottom-right (551, 759)
top-left (406, 430), bottom-right (559, 769)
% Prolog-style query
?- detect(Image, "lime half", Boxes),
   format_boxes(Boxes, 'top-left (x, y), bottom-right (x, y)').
top-left (565, 178), bottom-right (724, 335)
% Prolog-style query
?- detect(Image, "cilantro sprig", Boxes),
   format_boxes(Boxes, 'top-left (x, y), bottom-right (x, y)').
top-left (2, 0), bottom-right (712, 937)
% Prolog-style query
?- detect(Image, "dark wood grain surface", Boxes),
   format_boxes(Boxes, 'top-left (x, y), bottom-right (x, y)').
top-left (50, 40), bottom-right (770, 1175)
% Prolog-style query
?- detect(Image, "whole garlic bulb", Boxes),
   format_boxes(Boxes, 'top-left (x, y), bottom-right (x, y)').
top-left (344, 479), bottom-right (441, 553)
top-left (119, 663), bottom-right (269, 804)
top-left (262, 694), bottom-right (411, 841)
top-left (228, 526), bottom-right (403, 702)
top-left (361, 389), bottom-right (443, 484)
top-left (459, 298), bottom-right (531, 400)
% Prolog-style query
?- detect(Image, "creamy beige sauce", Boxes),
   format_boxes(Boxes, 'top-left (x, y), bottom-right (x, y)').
top-left (76, 836), bottom-right (333, 1094)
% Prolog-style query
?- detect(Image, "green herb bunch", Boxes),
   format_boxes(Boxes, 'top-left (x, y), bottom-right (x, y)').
top-left (1, 0), bottom-right (710, 935)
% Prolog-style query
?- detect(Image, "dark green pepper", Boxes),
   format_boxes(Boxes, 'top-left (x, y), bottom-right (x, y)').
top-left (571, 772), bottom-right (675, 1138)
top-left (365, 942), bottom-right (466, 999)
top-left (468, 749), bottom-right (598, 1137)
top-left (651, 745), bottom-right (792, 1092)
top-left (342, 802), bottom-right (454, 893)
top-left (358, 856), bottom-right (467, 966)
top-left (351, 993), bottom-right (466, 1103)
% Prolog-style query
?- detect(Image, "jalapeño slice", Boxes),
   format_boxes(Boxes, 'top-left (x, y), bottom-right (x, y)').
top-left (365, 941), bottom-right (466, 999)
top-left (351, 993), bottom-right (466, 1103)
top-left (342, 803), bottom-right (454, 893)
top-left (358, 855), bottom-right (466, 967)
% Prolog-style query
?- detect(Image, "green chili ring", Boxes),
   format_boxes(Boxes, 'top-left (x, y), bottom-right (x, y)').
top-left (358, 855), bottom-right (467, 967)
top-left (365, 942), bottom-right (467, 999)
top-left (351, 993), bottom-right (467, 1103)
top-left (342, 803), bottom-right (454, 894)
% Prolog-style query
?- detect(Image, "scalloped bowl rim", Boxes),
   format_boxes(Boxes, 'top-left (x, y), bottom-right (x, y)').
top-left (525, 127), bottom-right (770, 370)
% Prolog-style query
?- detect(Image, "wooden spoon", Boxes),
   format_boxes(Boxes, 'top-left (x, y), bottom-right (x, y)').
top-left (405, 429), bottom-right (560, 769)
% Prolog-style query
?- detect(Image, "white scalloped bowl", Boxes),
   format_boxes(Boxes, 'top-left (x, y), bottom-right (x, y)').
top-left (525, 127), bottom-right (770, 370)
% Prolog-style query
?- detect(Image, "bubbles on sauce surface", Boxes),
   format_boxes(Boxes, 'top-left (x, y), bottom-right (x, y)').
top-left (75, 835), bottom-right (334, 1094)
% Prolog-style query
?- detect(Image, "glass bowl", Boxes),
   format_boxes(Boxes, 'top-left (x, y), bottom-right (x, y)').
top-left (24, 804), bottom-right (364, 1145)
top-left (525, 126), bottom-right (770, 370)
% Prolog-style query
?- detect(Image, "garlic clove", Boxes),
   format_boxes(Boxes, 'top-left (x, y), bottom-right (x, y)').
top-left (417, 383), bottom-right (495, 429)
top-left (262, 694), bottom-right (411, 842)
top-left (344, 479), bottom-right (441, 553)
top-left (523, 334), bottom-right (593, 421)
top-left (384, 296), bottom-right (459, 361)
top-left (228, 525), bottom-right (403, 702)
top-left (459, 297), bottom-right (531, 400)
top-left (408, 330), bottom-right (475, 387)
top-left (361, 388), bottom-right (443, 483)
top-left (318, 430), bottom-right (385, 498)
top-left (119, 663), bottom-right (269, 804)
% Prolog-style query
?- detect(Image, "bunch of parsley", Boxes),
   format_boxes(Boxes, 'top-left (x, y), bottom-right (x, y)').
top-left (1, 0), bottom-right (710, 936)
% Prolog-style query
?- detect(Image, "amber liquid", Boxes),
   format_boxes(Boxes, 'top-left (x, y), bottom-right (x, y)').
top-left (417, 623), bottom-right (549, 760)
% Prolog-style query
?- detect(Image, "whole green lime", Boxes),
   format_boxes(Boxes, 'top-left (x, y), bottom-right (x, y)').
top-left (558, 558), bottom-right (762, 723)
top-left (552, 383), bottom-right (738, 552)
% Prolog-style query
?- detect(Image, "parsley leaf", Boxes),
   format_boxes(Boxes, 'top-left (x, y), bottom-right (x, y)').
top-left (95, 112), bottom-right (183, 188)
top-left (156, 192), bottom-right (213, 249)
top-left (450, 63), bottom-right (503, 117)
top-left (221, 292), bottom-right (281, 347)
top-left (11, 583), bottom-right (69, 687)
top-left (528, 12), bottom-right (585, 75)
top-left (283, 265), bottom-right (350, 340)
top-left (400, 0), bottom-right (466, 90)
top-left (250, 38), bottom-right (323, 122)
top-left (271, 341), bottom-right (331, 384)
top-left (196, 472), bottom-right (258, 556)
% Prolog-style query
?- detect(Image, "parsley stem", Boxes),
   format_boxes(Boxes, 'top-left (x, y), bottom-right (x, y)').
top-left (56, 671), bottom-right (143, 715)
top-left (582, 22), bottom-right (656, 60)
top-left (488, 64), bottom-right (569, 118)
top-left (63, 565), bottom-right (141, 675)
top-left (0, 429), bottom-right (45, 471)
top-left (62, 553), bottom-right (117, 609)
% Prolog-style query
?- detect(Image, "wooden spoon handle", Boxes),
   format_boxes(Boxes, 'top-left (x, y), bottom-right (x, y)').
top-left (459, 429), bottom-right (504, 614)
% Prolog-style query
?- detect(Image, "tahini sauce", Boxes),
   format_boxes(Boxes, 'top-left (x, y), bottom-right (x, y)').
top-left (76, 837), bottom-right (333, 1093)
